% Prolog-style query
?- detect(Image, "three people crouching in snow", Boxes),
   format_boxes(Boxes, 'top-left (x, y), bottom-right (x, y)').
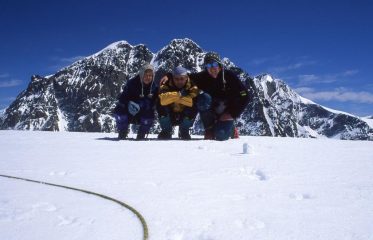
top-left (113, 52), bottom-right (249, 141)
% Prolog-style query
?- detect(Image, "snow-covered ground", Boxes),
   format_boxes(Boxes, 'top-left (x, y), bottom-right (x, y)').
top-left (0, 130), bottom-right (372, 240)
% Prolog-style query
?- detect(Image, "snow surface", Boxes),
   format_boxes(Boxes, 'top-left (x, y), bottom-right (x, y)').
top-left (322, 105), bottom-right (358, 118)
top-left (362, 117), bottom-right (373, 128)
top-left (0, 131), bottom-right (372, 240)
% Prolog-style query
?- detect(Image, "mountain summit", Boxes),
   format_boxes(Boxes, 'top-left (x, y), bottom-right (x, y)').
top-left (0, 39), bottom-right (372, 140)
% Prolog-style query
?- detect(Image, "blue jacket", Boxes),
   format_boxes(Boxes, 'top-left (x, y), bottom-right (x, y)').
top-left (114, 75), bottom-right (158, 117)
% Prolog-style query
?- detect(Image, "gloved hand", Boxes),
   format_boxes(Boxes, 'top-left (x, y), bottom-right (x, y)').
top-left (215, 101), bottom-right (226, 115)
top-left (219, 112), bottom-right (233, 121)
top-left (160, 75), bottom-right (169, 85)
top-left (128, 101), bottom-right (140, 116)
top-left (179, 89), bottom-right (188, 97)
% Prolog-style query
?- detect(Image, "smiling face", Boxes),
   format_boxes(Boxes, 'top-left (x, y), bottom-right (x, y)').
top-left (142, 69), bottom-right (153, 85)
top-left (206, 62), bottom-right (221, 79)
top-left (173, 75), bottom-right (188, 89)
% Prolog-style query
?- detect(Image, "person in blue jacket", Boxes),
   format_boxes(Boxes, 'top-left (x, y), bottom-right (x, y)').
top-left (113, 63), bottom-right (158, 140)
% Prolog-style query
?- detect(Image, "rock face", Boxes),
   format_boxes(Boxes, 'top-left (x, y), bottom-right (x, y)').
top-left (0, 38), bottom-right (372, 140)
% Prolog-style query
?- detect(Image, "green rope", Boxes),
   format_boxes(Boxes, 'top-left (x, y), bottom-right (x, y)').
top-left (0, 174), bottom-right (149, 240)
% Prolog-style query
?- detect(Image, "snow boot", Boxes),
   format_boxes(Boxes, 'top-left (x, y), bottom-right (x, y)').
top-left (136, 131), bottom-right (146, 140)
top-left (204, 128), bottom-right (215, 140)
top-left (178, 117), bottom-right (193, 140)
top-left (158, 130), bottom-right (172, 140)
top-left (179, 129), bottom-right (191, 140)
top-left (118, 130), bottom-right (128, 140)
top-left (232, 126), bottom-right (239, 139)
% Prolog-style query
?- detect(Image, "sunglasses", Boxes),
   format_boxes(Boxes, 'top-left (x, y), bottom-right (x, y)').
top-left (205, 62), bottom-right (219, 69)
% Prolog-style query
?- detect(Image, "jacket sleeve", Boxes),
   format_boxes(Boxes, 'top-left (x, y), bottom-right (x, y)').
top-left (114, 80), bottom-right (132, 114)
top-left (159, 92), bottom-right (194, 107)
top-left (176, 96), bottom-right (193, 107)
top-left (175, 84), bottom-right (199, 107)
top-left (159, 91), bottom-right (181, 106)
top-left (119, 83), bottom-right (130, 105)
top-left (226, 72), bottom-right (250, 118)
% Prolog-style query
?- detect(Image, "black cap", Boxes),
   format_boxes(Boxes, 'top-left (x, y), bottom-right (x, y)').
top-left (204, 52), bottom-right (221, 64)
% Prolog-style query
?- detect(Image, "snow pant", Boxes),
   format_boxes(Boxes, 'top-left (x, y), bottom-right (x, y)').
top-left (114, 111), bottom-right (154, 136)
top-left (196, 92), bottom-right (234, 141)
top-left (114, 99), bottom-right (154, 135)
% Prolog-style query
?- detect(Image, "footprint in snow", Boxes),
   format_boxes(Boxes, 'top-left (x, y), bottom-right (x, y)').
top-left (235, 218), bottom-right (266, 230)
top-left (0, 206), bottom-right (33, 222)
top-left (32, 202), bottom-right (58, 212)
top-left (197, 145), bottom-right (207, 150)
top-left (240, 167), bottom-right (268, 181)
top-left (57, 215), bottom-right (79, 226)
top-left (289, 193), bottom-right (312, 200)
top-left (49, 171), bottom-right (68, 176)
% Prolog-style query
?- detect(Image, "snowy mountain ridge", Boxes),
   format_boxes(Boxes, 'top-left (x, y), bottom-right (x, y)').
top-left (362, 116), bottom-right (373, 128)
top-left (0, 38), bottom-right (372, 140)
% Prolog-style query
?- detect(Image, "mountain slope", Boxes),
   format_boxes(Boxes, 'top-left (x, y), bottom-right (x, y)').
top-left (0, 39), bottom-right (372, 140)
top-left (240, 74), bottom-right (372, 140)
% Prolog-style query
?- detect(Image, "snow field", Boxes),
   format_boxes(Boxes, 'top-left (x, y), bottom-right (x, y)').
top-left (0, 130), bottom-right (372, 240)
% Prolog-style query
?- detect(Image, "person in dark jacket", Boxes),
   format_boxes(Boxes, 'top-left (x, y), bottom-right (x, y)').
top-left (191, 52), bottom-right (249, 140)
top-left (157, 66), bottom-right (199, 140)
top-left (113, 63), bottom-right (158, 140)
top-left (160, 52), bottom-right (249, 140)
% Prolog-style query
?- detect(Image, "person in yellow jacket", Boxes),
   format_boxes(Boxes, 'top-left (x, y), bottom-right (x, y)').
top-left (157, 66), bottom-right (199, 140)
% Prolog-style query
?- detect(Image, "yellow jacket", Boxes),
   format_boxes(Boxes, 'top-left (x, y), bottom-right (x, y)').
top-left (159, 77), bottom-right (199, 113)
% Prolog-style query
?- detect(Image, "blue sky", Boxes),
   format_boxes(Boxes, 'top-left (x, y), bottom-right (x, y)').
top-left (0, 0), bottom-right (372, 116)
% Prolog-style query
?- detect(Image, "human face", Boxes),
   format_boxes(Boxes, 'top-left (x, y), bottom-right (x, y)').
top-left (173, 75), bottom-right (188, 89)
top-left (206, 62), bottom-right (221, 78)
top-left (142, 69), bottom-right (153, 85)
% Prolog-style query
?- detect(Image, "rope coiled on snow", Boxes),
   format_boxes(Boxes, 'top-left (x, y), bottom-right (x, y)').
top-left (0, 174), bottom-right (149, 240)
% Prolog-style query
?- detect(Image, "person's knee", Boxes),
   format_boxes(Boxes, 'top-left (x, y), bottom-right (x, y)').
top-left (196, 93), bottom-right (212, 112)
top-left (114, 114), bottom-right (129, 131)
top-left (214, 120), bottom-right (234, 141)
top-left (159, 115), bottom-right (172, 131)
top-left (215, 129), bottom-right (230, 141)
top-left (180, 117), bottom-right (194, 130)
top-left (139, 117), bottom-right (154, 132)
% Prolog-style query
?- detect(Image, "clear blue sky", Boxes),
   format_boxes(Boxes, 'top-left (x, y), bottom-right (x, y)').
top-left (1, 0), bottom-right (372, 116)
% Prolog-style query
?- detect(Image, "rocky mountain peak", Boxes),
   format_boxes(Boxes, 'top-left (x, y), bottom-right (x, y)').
top-left (153, 38), bottom-right (205, 76)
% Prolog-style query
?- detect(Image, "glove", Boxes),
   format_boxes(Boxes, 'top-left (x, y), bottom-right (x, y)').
top-left (219, 112), bottom-right (233, 121)
top-left (179, 89), bottom-right (188, 97)
top-left (128, 101), bottom-right (140, 116)
top-left (215, 101), bottom-right (226, 115)
top-left (160, 75), bottom-right (169, 85)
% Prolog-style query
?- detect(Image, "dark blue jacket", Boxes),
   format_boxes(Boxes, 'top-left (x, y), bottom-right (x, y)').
top-left (114, 75), bottom-right (158, 117)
